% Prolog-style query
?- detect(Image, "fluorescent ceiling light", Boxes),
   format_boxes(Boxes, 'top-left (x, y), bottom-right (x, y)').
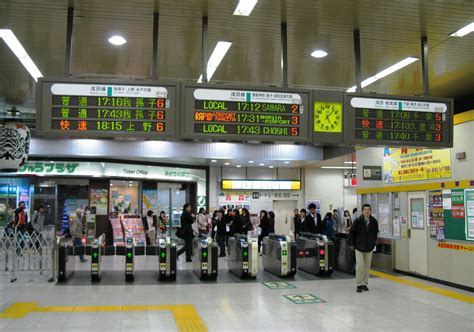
top-left (224, 162), bottom-right (230, 166)
top-left (311, 49), bottom-right (328, 58)
top-left (248, 160), bottom-right (254, 164)
top-left (321, 166), bottom-right (354, 169)
top-left (269, 166), bottom-right (274, 169)
top-left (197, 41), bottom-right (232, 82)
top-left (0, 29), bottom-right (43, 82)
top-left (236, 165), bottom-right (242, 168)
top-left (108, 35), bottom-right (127, 46)
top-left (344, 161), bottom-right (357, 164)
top-left (450, 22), bottom-right (474, 37)
top-left (284, 161), bottom-right (290, 164)
top-left (211, 159), bottom-right (217, 163)
top-left (233, 0), bottom-right (258, 16)
top-left (259, 163), bottom-right (265, 166)
top-left (346, 57), bottom-right (418, 92)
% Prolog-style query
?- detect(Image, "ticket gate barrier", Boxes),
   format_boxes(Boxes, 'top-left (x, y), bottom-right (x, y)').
top-left (158, 237), bottom-right (177, 281)
top-left (125, 238), bottom-right (134, 281)
top-left (334, 233), bottom-right (355, 274)
top-left (262, 234), bottom-right (297, 277)
top-left (228, 234), bottom-right (258, 278)
top-left (91, 238), bottom-right (102, 282)
top-left (193, 235), bottom-right (218, 280)
top-left (296, 233), bottom-right (334, 275)
top-left (57, 238), bottom-right (75, 282)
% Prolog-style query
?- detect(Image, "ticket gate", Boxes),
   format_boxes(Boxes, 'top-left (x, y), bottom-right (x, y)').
top-left (157, 237), bottom-right (177, 281)
top-left (193, 235), bottom-right (218, 280)
top-left (228, 234), bottom-right (258, 278)
top-left (57, 238), bottom-right (75, 282)
top-left (91, 238), bottom-right (102, 282)
top-left (334, 233), bottom-right (355, 274)
top-left (297, 233), bottom-right (334, 275)
top-left (125, 238), bottom-right (134, 281)
top-left (262, 234), bottom-right (297, 277)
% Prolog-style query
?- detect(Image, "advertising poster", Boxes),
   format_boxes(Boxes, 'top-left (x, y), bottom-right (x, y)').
top-left (382, 147), bottom-right (451, 183)
top-left (442, 190), bottom-right (452, 210)
top-left (393, 217), bottom-right (400, 237)
top-left (400, 216), bottom-right (408, 238)
top-left (428, 190), bottom-right (445, 239)
top-left (90, 188), bottom-right (108, 215)
top-left (465, 189), bottom-right (474, 240)
top-left (451, 189), bottom-right (465, 219)
top-left (411, 211), bottom-right (424, 229)
top-left (142, 189), bottom-right (158, 215)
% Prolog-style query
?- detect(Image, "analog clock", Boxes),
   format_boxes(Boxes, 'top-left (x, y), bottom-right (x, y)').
top-left (314, 102), bottom-right (342, 133)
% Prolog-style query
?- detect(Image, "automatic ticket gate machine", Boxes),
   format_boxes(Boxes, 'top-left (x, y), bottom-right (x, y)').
top-left (158, 237), bottom-right (177, 281)
top-left (57, 237), bottom-right (75, 282)
top-left (193, 235), bottom-right (218, 280)
top-left (262, 234), bottom-right (297, 277)
top-left (297, 233), bottom-right (334, 275)
top-left (228, 234), bottom-right (258, 278)
top-left (125, 238), bottom-right (134, 281)
top-left (91, 238), bottom-right (102, 282)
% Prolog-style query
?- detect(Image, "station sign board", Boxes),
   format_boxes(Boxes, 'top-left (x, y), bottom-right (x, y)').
top-left (36, 78), bottom-right (178, 139)
top-left (343, 93), bottom-right (453, 148)
top-left (181, 84), bottom-right (311, 142)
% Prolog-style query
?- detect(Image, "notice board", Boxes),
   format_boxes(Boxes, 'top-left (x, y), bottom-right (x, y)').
top-left (440, 189), bottom-right (473, 242)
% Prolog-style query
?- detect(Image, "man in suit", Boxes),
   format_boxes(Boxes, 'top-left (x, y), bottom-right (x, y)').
top-left (302, 203), bottom-right (323, 234)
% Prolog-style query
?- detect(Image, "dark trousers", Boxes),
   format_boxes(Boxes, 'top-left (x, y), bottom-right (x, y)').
top-left (258, 235), bottom-right (264, 253)
top-left (177, 234), bottom-right (193, 260)
top-left (216, 234), bottom-right (226, 256)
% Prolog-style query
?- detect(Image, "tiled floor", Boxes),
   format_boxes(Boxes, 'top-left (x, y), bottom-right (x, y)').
top-left (1, 257), bottom-right (473, 331)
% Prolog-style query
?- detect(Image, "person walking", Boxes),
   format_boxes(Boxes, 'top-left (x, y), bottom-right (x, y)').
top-left (323, 212), bottom-right (335, 239)
top-left (268, 211), bottom-right (276, 234)
top-left (196, 207), bottom-right (208, 235)
top-left (257, 210), bottom-right (270, 254)
top-left (157, 211), bottom-right (168, 236)
top-left (13, 201), bottom-right (28, 253)
top-left (348, 204), bottom-right (379, 293)
top-left (302, 203), bottom-right (323, 234)
top-left (70, 213), bottom-right (87, 262)
top-left (293, 209), bottom-right (302, 238)
top-left (343, 210), bottom-right (352, 232)
top-left (241, 208), bottom-right (253, 235)
top-left (215, 210), bottom-right (227, 257)
top-left (142, 210), bottom-right (157, 245)
top-left (177, 204), bottom-right (194, 262)
top-left (230, 209), bottom-right (243, 236)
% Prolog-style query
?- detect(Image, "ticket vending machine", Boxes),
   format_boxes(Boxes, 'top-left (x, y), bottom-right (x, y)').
top-left (91, 239), bottom-right (102, 282)
top-left (262, 234), bottom-right (297, 277)
top-left (125, 238), bottom-right (134, 282)
top-left (228, 234), bottom-right (258, 278)
top-left (193, 235), bottom-right (218, 280)
top-left (296, 233), bottom-right (334, 275)
top-left (158, 237), bottom-right (177, 281)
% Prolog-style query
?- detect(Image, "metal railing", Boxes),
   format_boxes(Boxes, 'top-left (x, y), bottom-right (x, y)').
top-left (0, 225), bottom-right (56, 282)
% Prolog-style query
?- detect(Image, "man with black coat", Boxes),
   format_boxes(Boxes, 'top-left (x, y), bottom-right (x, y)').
top-left (302, 203), bottom-right (323, 234)
top-left (215, 210), bottom-right (227, 257)
top-left (177, 203), bottom-right (194, 262)
top-left (348, 204), bottom-right (379, 293)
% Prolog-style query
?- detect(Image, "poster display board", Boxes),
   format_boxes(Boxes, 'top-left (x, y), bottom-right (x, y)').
top-left (382, 147), bottom-right (451, 183)
top-left (36, 78), bottom-right (178, 139)
top-left (121, 215), bottom-right (146, 245)
top-left (464, 189), bottom-right (474, 241)
top-left (344, 93), bottom-right (453, 148)
top-left (110, 217), bottom-right (124, 245)
top-left (181, 84), bottom-right (311, 142)
top-left (428, 191), bottom-right (445, 240)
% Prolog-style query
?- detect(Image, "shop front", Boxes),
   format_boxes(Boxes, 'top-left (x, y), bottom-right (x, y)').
top-left (0, 160), bottom-right (207, 245)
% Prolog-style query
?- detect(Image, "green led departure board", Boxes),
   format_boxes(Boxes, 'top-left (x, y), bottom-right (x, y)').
top-left (36, 78), bottom-right (178, 139)
top-left (343, 94), bottom-right (453, 148)
top-left (181, 84), bottom-right (311, 142)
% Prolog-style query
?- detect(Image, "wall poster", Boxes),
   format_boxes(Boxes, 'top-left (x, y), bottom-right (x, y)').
top-left (428, 190), bottom-right (444, 240)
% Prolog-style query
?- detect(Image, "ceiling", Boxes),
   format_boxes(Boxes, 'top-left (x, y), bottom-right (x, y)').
top-left (1, 0), bottom-right (473, 113)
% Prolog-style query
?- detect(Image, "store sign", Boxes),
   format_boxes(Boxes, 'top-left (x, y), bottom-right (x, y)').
top-left (221, 179), bottom-right (301, 190)
top-left (382, 147), bottom-right (451, 183)
top-left (362, 166), bottom-right (382, 181)
top-left (344, 94), bottom-right (453, 148)
top-left (437, 242), bottom-right (474, 252)
top-left (182, 85), bottom-right (311, 142)
top-left (14, 161), bottom-right (204, 182)
top-left (36, 78), bottom-right (178, 139)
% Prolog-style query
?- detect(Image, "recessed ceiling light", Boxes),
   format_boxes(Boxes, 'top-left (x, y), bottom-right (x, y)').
top-left (450, 22), bottom-right (474, 37)
top-left (269, 166), bottom-right (274, 169)
top-left (311, 49), bottom-right (328, 58)
top-left (108, 35), bottom-right (127, 46)
top-left (236, 165), bottom-right (242, 168)
top-left (224, 162), bottom-right (230, 166)
top-left (0, 29), bottom-right (43, 82)
top-left (211, 159), bottom-right (217, 163)
top-left (346, 57), bottom-right (418, 92)
top-left (284, 161), bottom-right (290, 164)
top-left (248, 160), bottom-right (254, 164)
top-left (233, 0), bottom-right (258, 16)
top-left (259, 163), bottom-right (265, 166)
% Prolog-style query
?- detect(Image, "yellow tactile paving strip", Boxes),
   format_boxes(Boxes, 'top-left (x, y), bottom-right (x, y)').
top-left (0, 302), bottom-right (208, 332)
top-left (370, 269), bottom-right (474, 304)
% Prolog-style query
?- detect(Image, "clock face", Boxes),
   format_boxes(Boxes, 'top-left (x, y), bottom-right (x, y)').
top-left (314, 102), bottom-right (343, 133)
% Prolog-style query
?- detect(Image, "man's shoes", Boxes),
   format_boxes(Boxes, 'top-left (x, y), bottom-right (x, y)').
top-left (186, 258), bottom-right (192, 262)
top-left (362, 285), bottom-right (369, 291)
top-left (356, 286), bottom-right (363, 293)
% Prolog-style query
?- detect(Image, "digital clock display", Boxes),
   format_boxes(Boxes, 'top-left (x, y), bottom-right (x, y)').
top-left (182, 85), bottom-right (310, 142)
top-left (344, 94), bottom-right (453, 148)
top-left (37, 79), bottom-right (177, 138)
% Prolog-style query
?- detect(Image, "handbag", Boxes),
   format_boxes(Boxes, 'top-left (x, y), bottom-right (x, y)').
top-left (257, 226), bottom-right (262, 236)
top-left (175, 227), bottom-right (184, 239)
